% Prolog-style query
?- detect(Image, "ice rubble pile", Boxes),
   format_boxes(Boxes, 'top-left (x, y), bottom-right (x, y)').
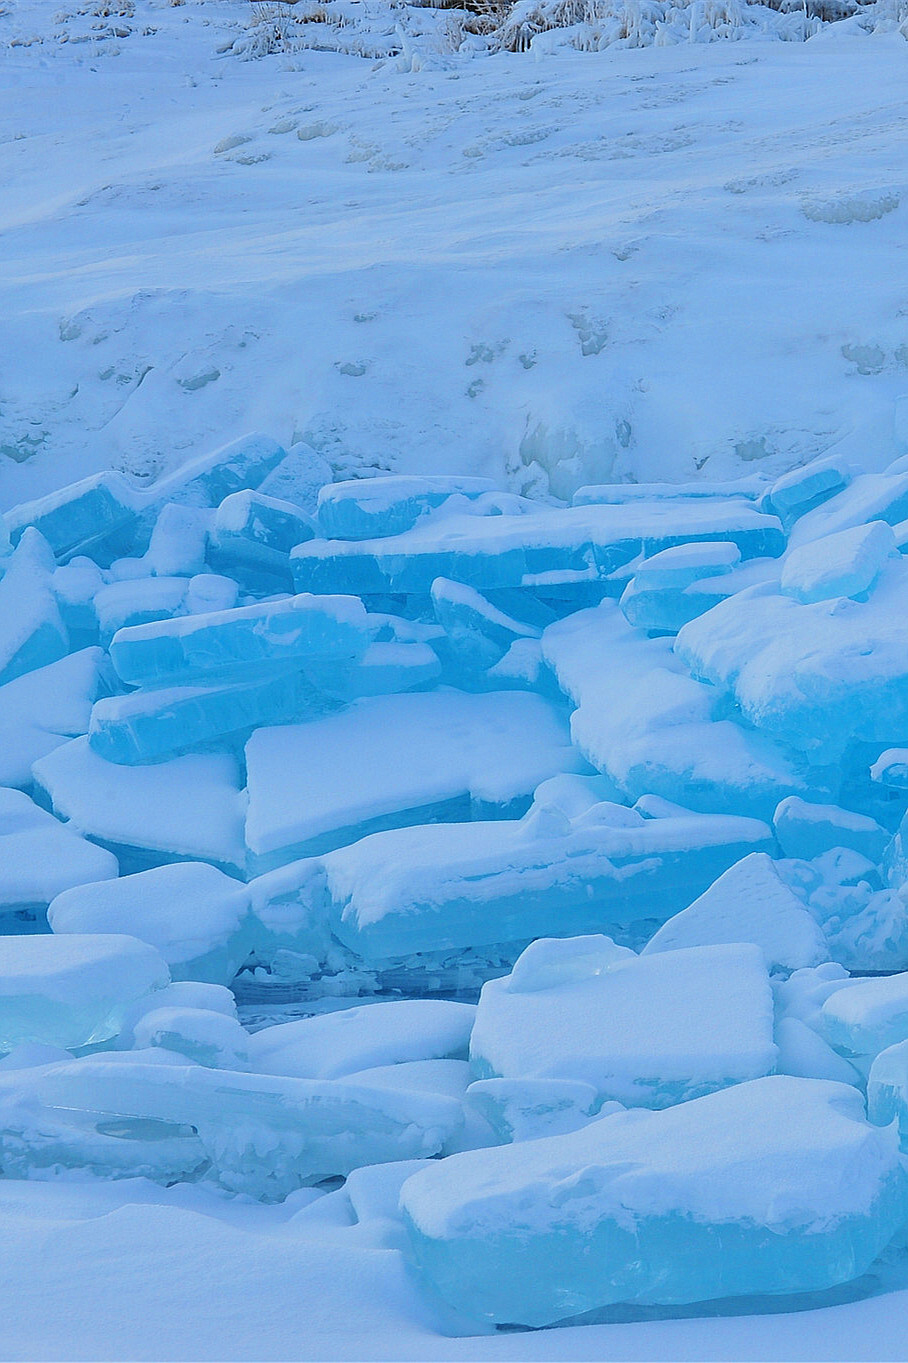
top-left (8, 435), bottom-right (908, 1323)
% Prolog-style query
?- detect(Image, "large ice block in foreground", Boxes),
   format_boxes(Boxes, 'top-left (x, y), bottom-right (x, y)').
top-left (48, 863), bottom-right (254, 986)
top-left (10, 1055), bottom-right (462, 1198)
top-left (325, 787), bottom-right (774, 962)
top-left (543, 601), bottom-right (807, 819)
top-left (469, 938), bottom-right (776, 1108)
top-left (642, 853), bottom-right (829, 973)
top-left (316, 475), bottom-right (497, 541)
top-left (0, 530), bottom-right (69, 685)
top-left (292, 499), bottom-right (785, 597)
top-left (32, 738), bottom-right (246, 874)
top-left (109, 592), bottom-right (370, 688)
top-left (244, 689), bottom-right (582, 870)
top-left (246, 1000), bottom-right (476, 1079)
top-left (0, 934), bottom-right (169, 1051)
top-left (400, 1076), bottom-right (906, 1326)
top-left (0, 788), bottom-right (118, 921)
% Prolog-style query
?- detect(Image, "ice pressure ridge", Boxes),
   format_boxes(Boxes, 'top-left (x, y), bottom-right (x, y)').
top-left (6, 433), bottom-right (908, 1325)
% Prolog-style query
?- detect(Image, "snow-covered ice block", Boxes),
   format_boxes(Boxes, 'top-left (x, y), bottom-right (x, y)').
top-left (256, 440), bottom-right (331, 515)
top-left (543, 601), bottom-right (807, 819)
top-left (0, 788), bottom-right (118, 917)
top-left (676, 557), bottom-right (908, 762)
top-left (303, 640), bottom-right (441, 703)
top-left (0, 529), bottom-right (69, 686)
top-left (465, 1077), bottom-right (605, 1144)
top-left (774, 796), bottom-right (890, 863)
top-left (431, 577), bottom-right (541, 677)
top-left (642, 853), bottom-right (829, 973)
top-left (780, 521), bottom-right (896, 605)
top-left (762, 459), bottom-right (850, 529)
top-left (144, 433), bottom-right (288, 513)
top-left (23, 1056), bottom-right (462, 1197)
top-left (0, 648), bottom-right (113, 788)
top-left (143, 503), bottom-right (211, 578)
top-left (4, 471), bottom-right (142, 563)
top-left (573, 478), bottom-right (766, 506)
top-left (774, 1016), bottom-right (862, 1087)
top-left (32, 738), bottom-right (247, 875)
top-left (116, 980), bottom-right (238, 1049)
top-left (183, 573), bottom-right (238, 615)
top-left (822, 972), bottom-right (908, 1062)
top-left (207, 490), bottom-right (315, 589)
top-left (470, 939), bottom-right (776, 1109)
top-left (871, 749), bottom-right (908, 790)
top-left (628, 541), bottom-right (741, 591)
top-left (245, 689), bottom-right (582, 870)
top-left (94, 577), bottom-right (188, 642)
top-left (618, 541), bottom-right (741, 633)
top-left (0, 934), bottom-right (169, 1052)
top-left (317, 475), bottom-right (497, 541)
top-left (132, 1006), bottom-right (251, 1069)
top-left (788, 471), bottom-right (908, 551)
top-left (401, 1076), bottom-right (905, 1326)
top-left (109, 592), bottom-right (369, 688)
top-left (48, 863), bottom-right (253, 986)
top-left (51, 557), bottom-right (104, 644)
top-left (247, 1000), bottom-right (476, 1080)
top-left (326, 794), bottom-right (774, 962)
top-left (868, 1040), bottom-right (908, 1146)
top-left (88, 668), bottom-right (323, 765)
top-left (293, 500), bottom-right (785, 598)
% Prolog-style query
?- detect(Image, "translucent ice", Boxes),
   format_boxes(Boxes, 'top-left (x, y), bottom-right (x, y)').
top-left (0, 648), bottom-right (113, 788)
top-left (469, 939), bottom-right (776, 1108)
top-left (465, 1077), bottom-right (606, 1143)
top-left (0, 934), bottom-right (169, 1052)
top-left (48, 863), bottom-right (254, 986)
top-left (762, 459), bottom-right (851, 529)
top-left (143, 503), bottom-right (212, 577)
top-left (822, 972), bottom-right (908, 1064)
top-left (773, 796), bottom-right (890, 863)
top-left (316, 475), bottom-right (497, 541)
top-left (325, 794), bottom-right (774, 962)
top-left (400, 1076), bottom-right (906, 1326)
top-left (132, 1006), bottom-right (252, 1069)
top-left (5, 471), bottom-right (142, 563)
top-left (642, 852), bottom-right (829, 973)
top-left (142, 433), bottom-right (288, 513)
top-left (207, 490), bottom-right (315, 590)
top-left (109, 593), bottom-right (370, 688)
top-left (244, 689), bottom-right (582, 870)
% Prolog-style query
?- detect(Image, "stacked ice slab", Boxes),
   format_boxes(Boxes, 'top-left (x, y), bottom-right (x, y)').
top-left (9, 441), bottom-right (908, 1319)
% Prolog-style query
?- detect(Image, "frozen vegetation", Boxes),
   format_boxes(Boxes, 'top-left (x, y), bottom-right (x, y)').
top-left (4, 1), bottom-right (908, 1360)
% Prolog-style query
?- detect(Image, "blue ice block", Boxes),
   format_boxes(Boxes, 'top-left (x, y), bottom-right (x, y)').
top-left (762, 459), bottom-right (851, 529)
top-left (317, 475), bottom-right (497, 541)
top-left (0, 529), bottom-right (69, 685)
top-left (206, 490), bottom-right (316, 591)
top-left (145, 433), bottom-right (288, 511)
top-left (109, 593), bottom-right (371, 687)
top-left (88, 668), bottom-right (327, 764)
top-left (292, 500), bottom-right (785, 599)
top-left (5, 472), bottom-right (143, 564)
top-left (400, 1076), bottom-right (908, 1326)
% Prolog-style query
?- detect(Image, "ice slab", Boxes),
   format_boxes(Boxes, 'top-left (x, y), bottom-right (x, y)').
top-left (207, 490), bottom-right (315, 589)
top-left (763, 459), bottom-right (851, 529)
top-left (51, 557), bottom-right (104, 644)
top-left (132, 1006), bottom-right (251, 1069)
top-left (88, 668), bottom-right (324, 765)
top-left (642, 852), bottom-right (829, 973)
top-left (0, 934), bottom-right (169, 1052)
top-left (14, 1056), bottom-right (462, 1198)
top-left (676, 557), bottom-right (908, 763)
top-left (109, 592), bottom-right (370, 688)
top-left (256, 440), bottom-right (331, 515)
top-left (48, 863), bottom-right (253, 986)
top-left (773, 796), bottom-right (890, 863)
top-left (142, 433), bottom-right (288, 513)
top-left (0, 788), bottom-right (118, 916)
top-left (401, 1076), bottom-right (905, 1326)
top-left (573, 478), bottom-right (766, 505)
top-left (788, 471), bottom-right (908, 551)
top-left (871, 748), bottom-right (908, 790)
top-left (868, 1039), bottom-right (908, 1146)
top-left (247, 1000), bottom-right (476, 1079)
top-left (431, 576), bottom-right (541, 679)
top-left (317, 475), bottom-right (497, 541)
top-left (94, 577), bottom-right (189, 642)
top-left (143, 503), bottom-right (212, 578)
top-left (543, 600), bottom-right (807, 819)
top-left (292, 500), bottom-right (785, 598)
top-left (469, 939), bottom-right (776, 1108)
top-left (32, 738), bottom-right (247, 875)
top-left (822, 972), bottom-right (908, 1062)
top-left (326, 794), bottom-right (774, 962)
top-left (0, 648), bottom-right (113, 788)
top-left (0, 529), bottom-right (69, 686)
top-left (465, 1077), bottom-right (606, 1144)
top-left (780, 520), bottom-right (896, 605)
top-left (4, 471), bottom-right (142, 563)
top-left (244, 689), bottom-right (582, 870)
